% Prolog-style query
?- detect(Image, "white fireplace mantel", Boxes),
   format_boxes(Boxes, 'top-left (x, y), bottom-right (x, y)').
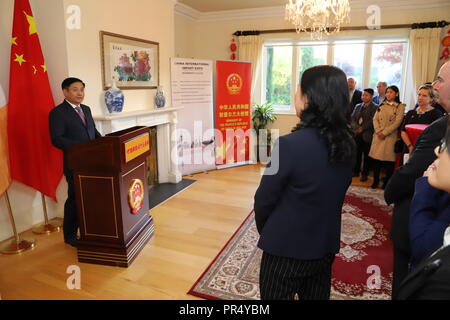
top-left (94, 107), bottom-right (183, 184)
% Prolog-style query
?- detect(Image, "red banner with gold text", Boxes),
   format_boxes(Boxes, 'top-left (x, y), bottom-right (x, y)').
top-left (215, 61), bottom-right (252, 166)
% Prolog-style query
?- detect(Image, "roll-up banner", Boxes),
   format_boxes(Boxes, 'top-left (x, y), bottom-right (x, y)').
top-left (215, 60), bottom-right (252, 169)
top-left (171, 58), bottom-right (216, 176)
top-left (437, 26), bottom-right (450, 75)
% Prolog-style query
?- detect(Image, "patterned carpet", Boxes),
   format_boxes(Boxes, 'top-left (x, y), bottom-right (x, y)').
top-left (188, 186), bottom-right (393, 300)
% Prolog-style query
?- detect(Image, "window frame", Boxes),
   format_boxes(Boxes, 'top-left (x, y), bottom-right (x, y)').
top-left (262, 33), bottom-right (410, 115)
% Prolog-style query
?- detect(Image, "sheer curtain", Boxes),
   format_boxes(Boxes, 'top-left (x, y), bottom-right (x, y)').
top-left (409, 28), bottom-right (442, 91)
top-left (237, 35), bottom-right (262, 104)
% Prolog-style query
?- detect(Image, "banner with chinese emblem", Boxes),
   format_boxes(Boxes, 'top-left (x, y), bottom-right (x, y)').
top-left (215, 61), bottom-right (252, 168)
top-left (436, 25), bottom-right (450, 75)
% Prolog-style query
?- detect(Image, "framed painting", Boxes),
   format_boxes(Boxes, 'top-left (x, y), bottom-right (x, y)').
top-left (100, 31), bottom-right (159, 90)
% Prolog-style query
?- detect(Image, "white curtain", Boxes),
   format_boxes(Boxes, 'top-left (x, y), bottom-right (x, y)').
top-left (237, 35), bottom-right (262, 104)
top-left (409, 28), bottom-right (442, 91)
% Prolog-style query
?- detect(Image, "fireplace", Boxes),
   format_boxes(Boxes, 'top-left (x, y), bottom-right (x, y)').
top-left (147, 126), bottom-right (158, 189)
top-left (93, 108), bottom-right (183, 185)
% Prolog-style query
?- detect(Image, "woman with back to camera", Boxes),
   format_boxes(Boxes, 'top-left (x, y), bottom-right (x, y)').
top-left (254, 65), bottom-right (356, 300)
top-left (369, 85), bottom-right (405, 189)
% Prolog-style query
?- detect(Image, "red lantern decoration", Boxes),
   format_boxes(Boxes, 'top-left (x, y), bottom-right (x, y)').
top-left (230, 39), bottom-right (237, 52)
top-left (230, 38), bottom-right (237, 60)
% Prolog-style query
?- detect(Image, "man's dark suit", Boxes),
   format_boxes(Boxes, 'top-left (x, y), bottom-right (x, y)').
top-left (49, 100), bottom-right (101, 242)
top-left (351, 101), bottom-right (378, 175)
top-left (349, 89), bottom-right (363, 113)
top-left (396, 244), bottom-right (450, 299)
top-left (384, 115), bottom-right (448, 297)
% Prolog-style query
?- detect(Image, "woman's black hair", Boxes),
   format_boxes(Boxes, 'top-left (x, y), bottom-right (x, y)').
top-left (292, 65), bottom-right (356, 165)
top-left (386, 85), bottom-right (401, 104)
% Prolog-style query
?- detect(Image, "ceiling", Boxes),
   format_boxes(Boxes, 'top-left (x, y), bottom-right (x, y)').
top-left (177, 0), bottom-right (288, 12)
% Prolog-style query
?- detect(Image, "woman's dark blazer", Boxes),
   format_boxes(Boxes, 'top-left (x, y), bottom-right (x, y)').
top-left (254, 128), bottom-right (354, 260)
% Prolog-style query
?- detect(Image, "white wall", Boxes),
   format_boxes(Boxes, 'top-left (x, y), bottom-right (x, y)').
top-left (0, 0), bottom-right (175, 242)
top-left (64, 0), bottom-right (175, 115)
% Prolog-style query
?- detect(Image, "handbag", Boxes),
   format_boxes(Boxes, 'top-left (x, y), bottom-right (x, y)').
top-left (394, 139), bottom-right (405, 153)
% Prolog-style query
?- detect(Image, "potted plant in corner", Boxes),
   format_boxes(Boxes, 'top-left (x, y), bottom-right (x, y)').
top-left (252, 102), bottom-right (277, 162)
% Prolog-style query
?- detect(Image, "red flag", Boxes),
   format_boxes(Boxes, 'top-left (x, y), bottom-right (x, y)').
top-left (7, 0), bottom-right (63, 201)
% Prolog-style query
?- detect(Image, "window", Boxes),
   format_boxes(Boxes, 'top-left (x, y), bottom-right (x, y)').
top-left (263, 36), bottom-right (409, 113)
top-left (333, 42), bottom-right (365, 89)
top-left (264, 46), bottom-right (292, 112)
top-left (369, 42), bottom-right (407, 89)
top-left (297, 45), bottom-right (328, 83)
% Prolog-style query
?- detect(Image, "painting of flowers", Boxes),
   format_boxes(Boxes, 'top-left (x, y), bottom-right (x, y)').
top-left (101, 31), bottom-right (159, 89)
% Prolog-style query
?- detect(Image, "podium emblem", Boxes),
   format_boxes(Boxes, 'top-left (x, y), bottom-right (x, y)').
top-left (128, 179), bottom-right (144, 214)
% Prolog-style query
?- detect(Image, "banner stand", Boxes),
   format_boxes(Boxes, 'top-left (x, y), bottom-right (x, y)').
top-left (216, 160), bottom-right (254, 170)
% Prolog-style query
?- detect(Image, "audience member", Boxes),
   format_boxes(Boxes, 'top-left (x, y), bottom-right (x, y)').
top-left (409, 132), bottom-right (450, 267)
top-left (385, 60), bottom-right (450, 298)
top-left (348, 77), bottom-right (362, 113)
top-left (413, 82), bottom-right (447, 115)
top-left (369, 85), bottom-right (405, 189)
top-left (255, 65), bottom-right (356, 300)
top-left (373, 81), bottom-right (388, 105)
top-left (396, 122), bottom-right (450, 300)
top-left (400, 84), bottom-right (443, 154)
top-left (351, 88), bottom-right (378, 181)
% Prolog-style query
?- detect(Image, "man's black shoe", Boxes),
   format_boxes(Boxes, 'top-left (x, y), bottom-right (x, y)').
top-left (64, 238), bottom-right (78, 247)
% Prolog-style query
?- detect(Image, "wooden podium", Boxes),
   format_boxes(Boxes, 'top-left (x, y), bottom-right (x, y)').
top-left (68, 126), bottom-right (154, 267)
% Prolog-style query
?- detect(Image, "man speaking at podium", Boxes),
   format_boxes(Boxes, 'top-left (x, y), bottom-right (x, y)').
top-left (49, 78), bottom-right (102, 247)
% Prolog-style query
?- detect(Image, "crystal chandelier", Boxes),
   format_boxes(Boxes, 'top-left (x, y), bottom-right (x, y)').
top-left (285, 0), bottom-right (351, 40)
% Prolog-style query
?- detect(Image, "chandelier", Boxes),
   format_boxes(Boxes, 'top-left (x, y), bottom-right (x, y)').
top-left (285, 0), bottom-right (351, 40)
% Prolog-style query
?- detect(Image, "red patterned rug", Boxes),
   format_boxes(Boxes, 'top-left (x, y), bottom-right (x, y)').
top-left (188, 186), bottom-right (393, 300)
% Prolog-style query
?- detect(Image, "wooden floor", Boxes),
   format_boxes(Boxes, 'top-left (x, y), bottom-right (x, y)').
top-left (0, 164), bottom-right (372, 300)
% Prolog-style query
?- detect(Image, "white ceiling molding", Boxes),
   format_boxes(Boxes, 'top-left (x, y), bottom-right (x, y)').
top-left (174, 2), bottom-right (202, 21)
top-left (175, 0), bottom-right (450, 22)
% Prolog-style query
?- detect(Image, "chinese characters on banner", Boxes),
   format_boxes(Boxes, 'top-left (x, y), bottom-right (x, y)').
top-left (437, 25), bottom-right (450, 74)
top-left (215, 61), bottom-right (252, 167)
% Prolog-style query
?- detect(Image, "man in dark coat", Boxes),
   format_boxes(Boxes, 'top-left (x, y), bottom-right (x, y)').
top-left (348, 77), bottom-right (362, 114)
top-left (385, 61), bottom-right (450, 298)
top-left (351, 88), bottom-right (378, 181)
top-left (49, 78), bottom-right (102, 247)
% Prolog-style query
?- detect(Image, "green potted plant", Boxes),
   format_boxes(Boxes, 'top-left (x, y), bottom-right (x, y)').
top-left (252, 103), bottom-right (277, 162)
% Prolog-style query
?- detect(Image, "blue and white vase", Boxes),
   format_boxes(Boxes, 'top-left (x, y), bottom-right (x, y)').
top-left (154, 86), bottom-right (166, 108)
top-left (105, 80), bottom-right (124, 113)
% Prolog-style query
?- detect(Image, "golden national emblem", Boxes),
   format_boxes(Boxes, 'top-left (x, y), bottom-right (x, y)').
top-left (128, 179), bottom-right (144, 214)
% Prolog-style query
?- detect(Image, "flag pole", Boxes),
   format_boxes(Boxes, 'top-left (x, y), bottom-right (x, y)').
top-left (32, 193), bottom-right (61, 234)
top-left (0, 191), bottom-right (35, 254)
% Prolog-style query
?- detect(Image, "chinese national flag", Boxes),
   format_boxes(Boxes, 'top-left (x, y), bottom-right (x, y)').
top-left (7, 0), bottom-right (63, 201)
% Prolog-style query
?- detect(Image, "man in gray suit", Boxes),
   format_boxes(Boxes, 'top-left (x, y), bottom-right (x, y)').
top-left (351, 88), bottom-right (378, 181)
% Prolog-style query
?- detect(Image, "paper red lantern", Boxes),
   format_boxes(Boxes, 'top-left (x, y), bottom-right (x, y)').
top-left (230, 40), bottom-right (237, 52)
